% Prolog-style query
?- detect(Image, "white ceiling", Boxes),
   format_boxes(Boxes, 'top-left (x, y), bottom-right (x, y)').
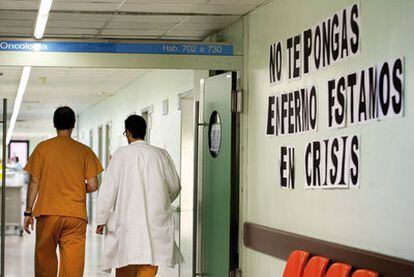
top-left (0, 0), bottom-right (270, 138)
top-left (0, 0), bottom-right (269, 40)
top-left (0, 66), bottom-right (150, 137)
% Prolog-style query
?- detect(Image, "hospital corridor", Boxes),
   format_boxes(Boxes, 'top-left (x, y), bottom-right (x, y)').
top-left (1, 67), bottom-right (201, 277)
top-left (1, 0), bottom-right (414, 276)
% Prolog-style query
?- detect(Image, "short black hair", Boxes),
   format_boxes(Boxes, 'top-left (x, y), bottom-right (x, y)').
top-left (125, 115), bottom-right (146, 139)
top-left (53, 106), bottom-right (76, 130)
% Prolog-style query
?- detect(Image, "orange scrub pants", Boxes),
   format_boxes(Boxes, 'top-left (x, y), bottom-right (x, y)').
top-left (35, 216), bottom-right (87, 277)
top-left (116, 265), bottom-right (159, 277)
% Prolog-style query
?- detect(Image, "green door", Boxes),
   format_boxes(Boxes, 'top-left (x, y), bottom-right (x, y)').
top-left (201, 72), bottom-right (239, 277)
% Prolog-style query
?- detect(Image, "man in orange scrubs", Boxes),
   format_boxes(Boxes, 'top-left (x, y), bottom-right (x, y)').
top-left (23, 106), bottom-right (104, 277)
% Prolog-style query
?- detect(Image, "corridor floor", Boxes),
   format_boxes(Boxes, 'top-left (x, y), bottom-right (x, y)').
top-left (4, 226), bottom-right (179, 276)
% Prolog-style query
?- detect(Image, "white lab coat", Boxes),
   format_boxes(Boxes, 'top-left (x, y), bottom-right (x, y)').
top-left (96, 140), bottom-right (182, 272)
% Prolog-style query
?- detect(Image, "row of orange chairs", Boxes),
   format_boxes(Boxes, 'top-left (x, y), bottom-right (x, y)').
top-left (283, 250), bottom-right (379, 277)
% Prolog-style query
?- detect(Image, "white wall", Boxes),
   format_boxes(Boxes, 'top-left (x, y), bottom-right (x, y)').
top-left (222, 0), bottom-right (414, 275)
top-left (77, 69), bottom-right (194, 168)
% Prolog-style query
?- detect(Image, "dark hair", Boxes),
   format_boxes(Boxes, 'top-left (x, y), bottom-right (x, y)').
top-left (53, 106), bottom-right (76, 130)
top-left (125, 115), bottom-right (146, 139)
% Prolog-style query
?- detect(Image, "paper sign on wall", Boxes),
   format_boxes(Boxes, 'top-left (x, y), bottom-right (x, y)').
top-left (304, 135), bottom-right (360, 189)
top-left (328, 57), bottom-right (405, 128)
top-left (269, 2), bottom-right (361, 84)
top-left (266, 86), bottom-right (318, 136)
top-left (280, 146), bottom-right (295, 189)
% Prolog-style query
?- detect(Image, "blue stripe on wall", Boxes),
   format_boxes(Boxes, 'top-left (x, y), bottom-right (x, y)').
top-left (0, 41), bottom-right (233, 56)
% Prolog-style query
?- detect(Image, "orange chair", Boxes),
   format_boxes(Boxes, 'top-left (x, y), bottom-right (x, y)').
top-left (283, 250), bottom-right (310, 277)
top-left (351, 269), bottom-right (379, 277)
top-left (326, 263), bottom-right (352, 277)
top-left (303, 256), bottom-right (330, 277)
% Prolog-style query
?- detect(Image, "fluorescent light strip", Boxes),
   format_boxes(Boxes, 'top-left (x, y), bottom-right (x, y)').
top-left (6, 66), bottom-right (32, 145)
top-left (34, 0), bottom-right (53, 40)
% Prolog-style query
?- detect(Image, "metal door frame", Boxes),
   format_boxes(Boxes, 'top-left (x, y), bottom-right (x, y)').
top-left (229, 71), bottom-right (241, 275)
top-left (177, 91), bottom-right (195, 277)
top-left (104, 121), bottom-right (112, 169)
top-left (1, 99), bottom-right (7, 277)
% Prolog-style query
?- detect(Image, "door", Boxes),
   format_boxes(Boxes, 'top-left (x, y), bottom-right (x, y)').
top-left (179, 95), bottom-right (195, 277)
top-left (98, 126), bottom-right (103, 163)
top-left (105, 123), bottom-right (111, 168)
top-left (200, 72), bottom-right (239, 276)
top-left (87, 129), bottom-right (94, 224)
top-left (141, 111), bottom-right (149, 142)
top-left (141, 107), bottom-right (152, 143)
top-left (1, 99), bottom-right (6, 276)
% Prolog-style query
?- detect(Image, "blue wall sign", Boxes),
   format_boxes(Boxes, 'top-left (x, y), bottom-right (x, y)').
top-left (0, 40), bottom-right (233, 56)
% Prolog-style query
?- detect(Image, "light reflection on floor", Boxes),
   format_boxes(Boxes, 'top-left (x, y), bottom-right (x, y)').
top-left (4, 226), bottom-right (181, 276)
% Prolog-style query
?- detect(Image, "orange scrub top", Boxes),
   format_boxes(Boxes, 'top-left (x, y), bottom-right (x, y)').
top-left (25, 136), bottom-right (104, 221)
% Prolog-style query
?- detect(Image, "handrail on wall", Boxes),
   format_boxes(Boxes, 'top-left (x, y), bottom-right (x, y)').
top-left (243, 222), bottom-right (414, 277)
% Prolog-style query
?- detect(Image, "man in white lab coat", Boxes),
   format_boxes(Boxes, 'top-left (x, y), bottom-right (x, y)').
top-left (96, 115), bottom-right (182, 277)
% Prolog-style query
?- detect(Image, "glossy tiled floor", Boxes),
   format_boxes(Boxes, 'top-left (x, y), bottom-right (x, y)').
top-left (4, 186), bottom-right (189, 276)
top-left (4, 226), bottom-right (111, 276)
top-left (4, 225), bottom-right (182, 276)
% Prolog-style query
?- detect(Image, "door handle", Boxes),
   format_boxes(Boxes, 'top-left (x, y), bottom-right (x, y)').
top-left (172, 206), bottom-right (181, 213)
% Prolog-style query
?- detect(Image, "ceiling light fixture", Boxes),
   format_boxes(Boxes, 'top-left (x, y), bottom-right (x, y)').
top-left (6, 66), bottom-right (32, 144)
top-left (34, 0), bottom-right (54, 39)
